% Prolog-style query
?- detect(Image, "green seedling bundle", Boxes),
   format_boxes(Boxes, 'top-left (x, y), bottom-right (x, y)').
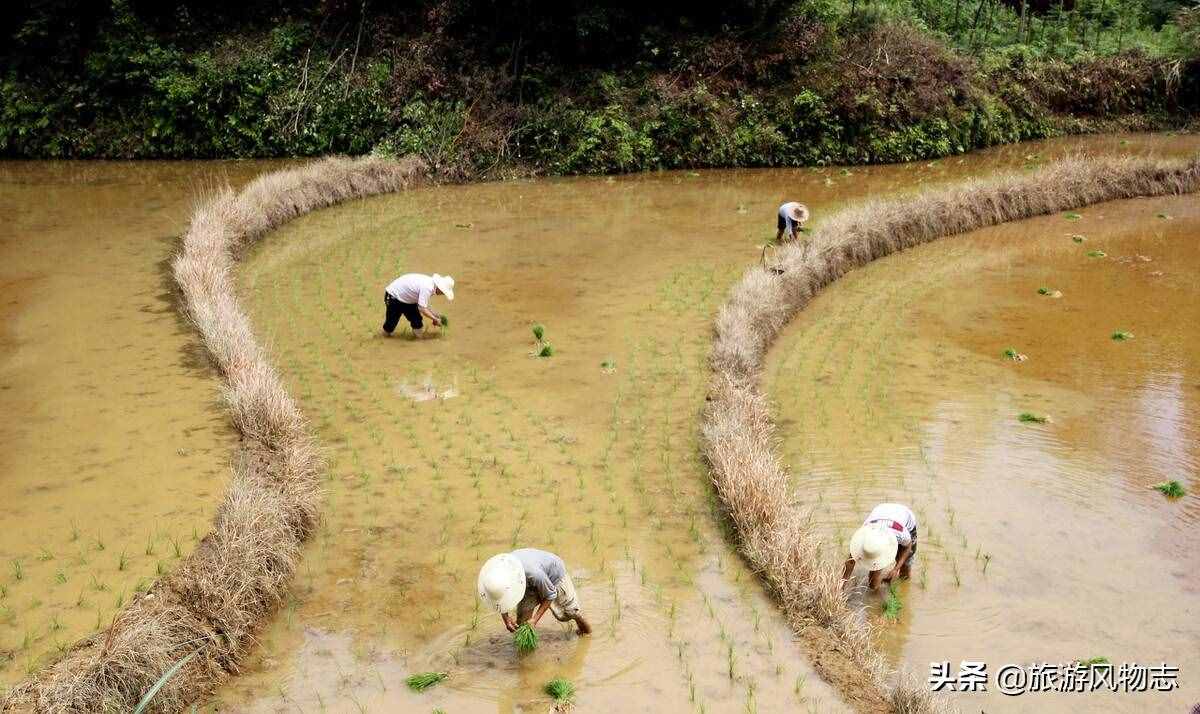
top-left (545, 677), bottom-right (575, 702)
top-left (406, 671), bottom-right (448, 692)
top-left (1152, 480), bottom-right (1185, 498)
top-left (1111, 331), bottom-right (1133, 341)
top-left (882, 584), bottom-right (903, 621)
top-left (514, 622), bottom-right (538, 653)
top-left (1018, 412), bottom-right (1048, 424)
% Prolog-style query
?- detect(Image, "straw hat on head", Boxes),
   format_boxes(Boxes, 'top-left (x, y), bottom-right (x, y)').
top-left (432, 274), bottom-right (455, 300)
top-left (789, 203), bottom-right (810, 223)
top-left (849, 524), bottom-right (898, 572)
top-left (478, 553), bottom-right (525, 614)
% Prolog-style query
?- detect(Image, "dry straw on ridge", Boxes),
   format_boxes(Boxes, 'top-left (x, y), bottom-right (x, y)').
top-left (703, 154), bottom-right (1199, 714)
top-left (2, 156), bottom-right (427, 713)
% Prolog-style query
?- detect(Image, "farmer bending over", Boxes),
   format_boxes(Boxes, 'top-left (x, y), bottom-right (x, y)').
top-left (841, 503), bottom-right (918, 591)
top-left (477, 548), bottom-right (592, 635)
top-left (382, 272), bottom-right (454, 337)
top-left (776, 201), bottom-right (810, 242)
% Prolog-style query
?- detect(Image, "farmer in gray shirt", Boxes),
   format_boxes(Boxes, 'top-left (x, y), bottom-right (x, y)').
top-left (476, 548), bottom-right (592, 635)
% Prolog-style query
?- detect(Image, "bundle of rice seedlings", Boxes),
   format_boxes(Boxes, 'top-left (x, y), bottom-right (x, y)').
top-left (538, 343), bottom-right (555, 358)
top-left (1065, 212), bottom-right (1083, 220)
top-left (1018, 412), bottom-right (1049, 424)
top-left (545, 677), bottom-right (575, 700)
top-left (881, 584), bottom-right (903, 621)
top-left (1155, 212), bottom-right (1172, 220)
top-left (1152, 480), bottom-right (1186, 498)
top-left (514, 623), bottom-right (538, 653)
top-left (532, 324), bottom-right (546, 341)
top-left (1111, 331), bottom-right (1134, 341)
top-left (1087, 250), bottom-right (1107, 258)
top-left (601, 359), bottom-right (616, 372)
top-left (1077, 656), bottom-right (1110, 668)
top-left (405, 671), bottom-right (448, 692)
top-left (1002, 348), bottom-right (1027, 362)
top-left (439, 313), bottom-right (449, 328)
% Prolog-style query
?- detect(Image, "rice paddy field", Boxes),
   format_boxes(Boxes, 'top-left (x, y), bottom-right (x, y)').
top-left (1, 134), bottom-right (1198, 712)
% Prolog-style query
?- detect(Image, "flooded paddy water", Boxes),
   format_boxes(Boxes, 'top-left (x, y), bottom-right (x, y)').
top-left (1, 133), bottom-right (1198, 712)
top-left (0, 161), bottom-right (282, 686)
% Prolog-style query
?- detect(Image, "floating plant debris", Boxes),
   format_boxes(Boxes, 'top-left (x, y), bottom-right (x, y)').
top-left (1018, 412), bottom-right (1049, 424)
top-left (514, 623), bottom-right (539, 653)
top-left (1071, 234), bottom-right (1086, 243)
top-left (1155, 212), bottom-right (1172, 220)
top-left (406, 672), bottom-right (448, 692)
top-left (1003, 348), bottom-right (1028, 362)
top-left (1064, 212), bottom-right (1082, 220)
top-left (1077, 656), bottom-right (1110, 668)
top-left (1111, 331), bottom-right (1133, 341)
top-left (1037, 287), bottom-right (1062, 298)
top-left (1087, 250), bottom-right (1107, 258)
top-left (1152, 480), bottom-right (1186, 498)
top-left (454, 222), bottom-right (473, 228)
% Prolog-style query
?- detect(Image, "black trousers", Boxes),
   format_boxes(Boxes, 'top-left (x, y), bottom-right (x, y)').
top-left (383, 292), bottom-right (423, 333)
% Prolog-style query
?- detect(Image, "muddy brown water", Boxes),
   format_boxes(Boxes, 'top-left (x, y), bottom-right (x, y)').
top-left (1, 134), bottom-right (1198, 712)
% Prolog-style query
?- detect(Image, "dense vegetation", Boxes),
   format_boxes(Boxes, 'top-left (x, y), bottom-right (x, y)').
top-left (3, 0), bottom-right (1198, 174)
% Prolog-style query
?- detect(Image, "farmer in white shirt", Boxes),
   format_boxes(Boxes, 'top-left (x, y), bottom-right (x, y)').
top-left (382, 272), bottom-right (454, 337)
top-left (841, 503), bottom-right (918, 591)
top-left (477, 548), bottom-right (592, 636)
top-left (775, 201), bottom-right (810, 242)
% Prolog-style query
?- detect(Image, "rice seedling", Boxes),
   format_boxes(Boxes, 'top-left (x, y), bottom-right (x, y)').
top-left (513, 622), bottom-right (538, 652)
top-left (1152, 480), bottom-right (1186, 498)
top-left (117, 552), bottom-right (128, 571)
top-left (1002, 348), bottom-right (1028, 362)
top-left (1086, 250), bottom-right (1107, 258)
top-left (405, 671), bottom-right (448, 692)
top-left (37, 549), bottom-right (53, 562)
top-left (544, 677), bottom-right (575, 702)
top-left (1018, 412), bottom-right (1049, 424)
top-left (538, 342), bottom-right (555, 358)
top-left (1111, 330), bottom-right (1134, 341)
top-left (532, 324), bottom-right (545, 341)
top-left (882, 584), bottom-right (903, 621)
top-left (601, 359), bottom-right (616, 373)
top-left (11, 560), bottom-right (23, 581)
top-left (132, 648), bottom-right (202, 714)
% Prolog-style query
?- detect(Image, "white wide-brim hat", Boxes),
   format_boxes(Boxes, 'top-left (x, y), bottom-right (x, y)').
top-left (432, 273), bottom-right (455, 301)
top-left (849, 524), bottom-right (898, 572)
top-left (789, 203), bottom-right (810, 223)
top-left (478, 552), bottom-right (525, 614)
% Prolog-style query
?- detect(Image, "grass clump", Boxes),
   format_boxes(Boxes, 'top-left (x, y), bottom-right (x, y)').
top-left (406, 671), bottom-right (448, 692)
top-left (1086, 250), bottom-right (1107, 258)
top-left (1111, 330), bottom-right (1134, 341)
top-left (532, 324), bottom-right (545, 341)
top-left (1018, 412), bottom-right (1048, 424)
top-left (881, 584), bottom-right (903, 621)
top-left (1152, 480), bottom-right (1186, 498)
top-left (514, 622), bottom-right (538, 652)
top-left (544, 677), bottom-right (576, 701)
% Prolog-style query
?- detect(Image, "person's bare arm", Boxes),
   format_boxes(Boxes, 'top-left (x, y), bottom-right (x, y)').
top-left (888, 543), bottom-right (913, 581)
top-left (868, 568), bottom-right (884, 591)
top-left (842, 557), bottom-right (856, 580)
top-left (418, 305), bottom-right (442, 326)
top-left (528, 599), bottom-right (552, 627)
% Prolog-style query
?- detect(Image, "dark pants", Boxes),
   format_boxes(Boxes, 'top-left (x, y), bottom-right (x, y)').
top-left (383, 293), bottom-right (423, 333)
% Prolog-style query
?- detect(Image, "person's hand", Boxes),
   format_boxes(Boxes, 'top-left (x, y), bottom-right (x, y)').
top-left (431, 316), bottom-right (442, 327)
top-left (885, 566), bottom-right (900, 583)
top-left (503, 615), bottom-right (517, 633)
